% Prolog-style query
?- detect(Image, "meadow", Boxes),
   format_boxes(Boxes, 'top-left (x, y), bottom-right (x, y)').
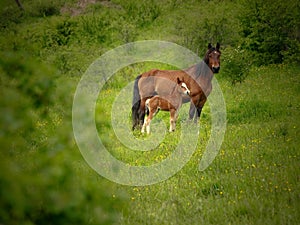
top-left (0, 0), bottom-right (299, 224)
top-left (95, 62), bottom-right (299, 224)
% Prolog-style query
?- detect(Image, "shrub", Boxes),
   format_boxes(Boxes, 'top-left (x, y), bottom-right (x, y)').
top-left (174, 1), bottom-right (241, 55)
top-left (240, 0), bottom-right (300, 65)
top-left (118, 0), bottom-right (161, 27)
top-left (221, 46), bottom-right (252, 85)
top-left (0, 1), bottom-right (24, 28)
top-left (79, 13), bottom-right (111, 44)
top-left (40, 18), bottom-right (77, 48)
top-left (0, 52), bottom-right (124, 225)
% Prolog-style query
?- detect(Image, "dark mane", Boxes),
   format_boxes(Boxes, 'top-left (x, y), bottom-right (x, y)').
top-left (185, 60), bottom-right (211, 79)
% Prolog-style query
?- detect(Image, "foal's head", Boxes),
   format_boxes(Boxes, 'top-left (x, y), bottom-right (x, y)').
top-left (176, 78), bottom-right (190, 96)
top-left (204, 43), bottom-right (221, 73)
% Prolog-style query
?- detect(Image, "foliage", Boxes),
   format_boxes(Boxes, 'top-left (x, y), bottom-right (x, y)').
top-left (0, 0), bottom-right (24, 28)
top-left (221, 46), bottom-right (252, 85)
top-left (28, 0), bottom-right (61, 17)
top-left (79, 13), bottom-right (111, 44)
top-left (115, 0), bottom-right (161, 27)
top-left (40, 18), bottom-right (77, 48)
top-left (0, 52), bottom-right (123, 225)
top-left (174, 1), bottom-right (241, 56)
top-left (240, 0), bottom-right (300, 65)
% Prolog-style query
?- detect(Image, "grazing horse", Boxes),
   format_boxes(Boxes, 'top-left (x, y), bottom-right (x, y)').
top-left (141, 78), bottom-right (191, 134)
top-left (132, 43), bottom-right (221, 130)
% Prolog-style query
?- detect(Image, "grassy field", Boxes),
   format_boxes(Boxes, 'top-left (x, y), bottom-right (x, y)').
top-left (1, 0), bottom-right (299, 224)
top-left (96, 63), bottom-right (300, 224)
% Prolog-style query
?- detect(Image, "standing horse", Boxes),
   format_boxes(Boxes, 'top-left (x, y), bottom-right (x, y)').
top-left (141, 78), bottom-right (191, 134)
top-left (132, 43), bottom-right (221, 130)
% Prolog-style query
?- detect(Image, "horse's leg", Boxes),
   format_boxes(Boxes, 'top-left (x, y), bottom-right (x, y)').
top-left (146, 116), bottom-right (151, 134)
top-left (195, 98), bottom-right (207, 123)
top-left (195, 107), bottom-right (202, 123)
top-left (142, 116), bottom-right (151, 134)
top-left (146, 109), bottom-right (156, 134)
top-left (132, 101), bottom-right (141, 130)
top-left (141, 119), bottom-right (146, 133)
top-left (141, 112), bottom-right (147, 133)
top-left (189, 102), bottom-right (196, 121)
top-left (142, 103), bottom-right (155, 134)
top-left (175, 109), bottom-right (179, 121)
top-left (169, 109), bottom-right (176, 132)
top-left (138, 99), bottom-right (146, 128)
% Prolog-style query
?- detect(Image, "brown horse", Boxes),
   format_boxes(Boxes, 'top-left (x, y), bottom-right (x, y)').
top-left (141, 78), bottom-right (191, 134)
top-left (132, 43), bottom-right (221, 130)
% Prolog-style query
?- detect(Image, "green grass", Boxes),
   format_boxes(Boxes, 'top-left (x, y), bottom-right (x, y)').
top-left (96, 63), bottom-right (300, 224)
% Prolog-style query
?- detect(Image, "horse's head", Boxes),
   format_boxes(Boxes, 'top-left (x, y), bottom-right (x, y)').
top-left (204, 43), bottom-right (221, 73)
top-left (177, 78), bottom-right (190, 96)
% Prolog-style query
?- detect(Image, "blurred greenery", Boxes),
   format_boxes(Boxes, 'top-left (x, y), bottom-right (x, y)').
top-left (0, 52), bottom-right (124, 224)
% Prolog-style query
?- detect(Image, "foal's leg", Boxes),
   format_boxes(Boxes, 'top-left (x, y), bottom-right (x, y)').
top-left (142, 107), bottom-right (155, 134)
top-left (146, 110), bottom-right (155, 134)
top-left (141, 113), bottom-right (151, 134)
top-left (169, 109), bottom-right (176, 132)
top-left (141, 117), bottom-right (147, 133)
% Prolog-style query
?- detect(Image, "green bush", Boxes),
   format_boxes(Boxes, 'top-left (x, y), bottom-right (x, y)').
top-left (221, 46), bottom-right (252, 85)
top-left (40, 18), bottom-right (77, 48)
top-left (116, 0), bottom-right (161, 27)
top-left (0, 52), bottom-right (123, 225)
top-left (174, 1), bottom-right (241, 55)
top-left (0, 1), bottom-right (24, 28)
top-left (26, 0), bottom-right (71, 17)
top-left (80, 13), bottom-right (111, 44)
top-left (240, 0), bottom-right (300, 65)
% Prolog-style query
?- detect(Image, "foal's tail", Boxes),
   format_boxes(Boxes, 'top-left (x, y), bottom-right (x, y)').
top-left (132, 75), bottom-right (142, 130)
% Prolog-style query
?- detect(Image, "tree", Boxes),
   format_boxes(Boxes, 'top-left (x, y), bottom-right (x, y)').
top-left (0, 52), bottom-right (124, 225)
top-left (240, 0), bottom-right (300, 65)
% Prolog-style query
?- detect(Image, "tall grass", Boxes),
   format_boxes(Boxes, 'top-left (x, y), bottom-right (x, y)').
top-left (96, 63), bottom-right (300, 224)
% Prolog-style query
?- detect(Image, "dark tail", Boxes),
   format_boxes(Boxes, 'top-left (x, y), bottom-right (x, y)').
top-left (132, 75), bottom-right (142, 130)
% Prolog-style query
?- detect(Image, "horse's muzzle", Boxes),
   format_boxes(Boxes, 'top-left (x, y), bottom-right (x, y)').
top-left (212, 66), bottom-right (220, 73)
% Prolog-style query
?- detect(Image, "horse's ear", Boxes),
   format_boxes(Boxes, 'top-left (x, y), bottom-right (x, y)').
top-left (216, 43), bottom-right (220, 51)
top-left (208, 43), bottom-right (212, 49)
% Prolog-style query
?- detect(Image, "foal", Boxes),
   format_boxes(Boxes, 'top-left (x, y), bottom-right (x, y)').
top-left (141, 78), bottom-right (191, 134)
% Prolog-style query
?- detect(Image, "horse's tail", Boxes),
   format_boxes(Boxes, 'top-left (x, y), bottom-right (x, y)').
top-left (132, 75), bottom-right (142, 130)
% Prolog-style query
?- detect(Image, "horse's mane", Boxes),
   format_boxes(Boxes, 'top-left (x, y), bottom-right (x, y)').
top-left (186, 47), bottom-right (218, 79)
top-left (185, 60), bottom-right (211, 79)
